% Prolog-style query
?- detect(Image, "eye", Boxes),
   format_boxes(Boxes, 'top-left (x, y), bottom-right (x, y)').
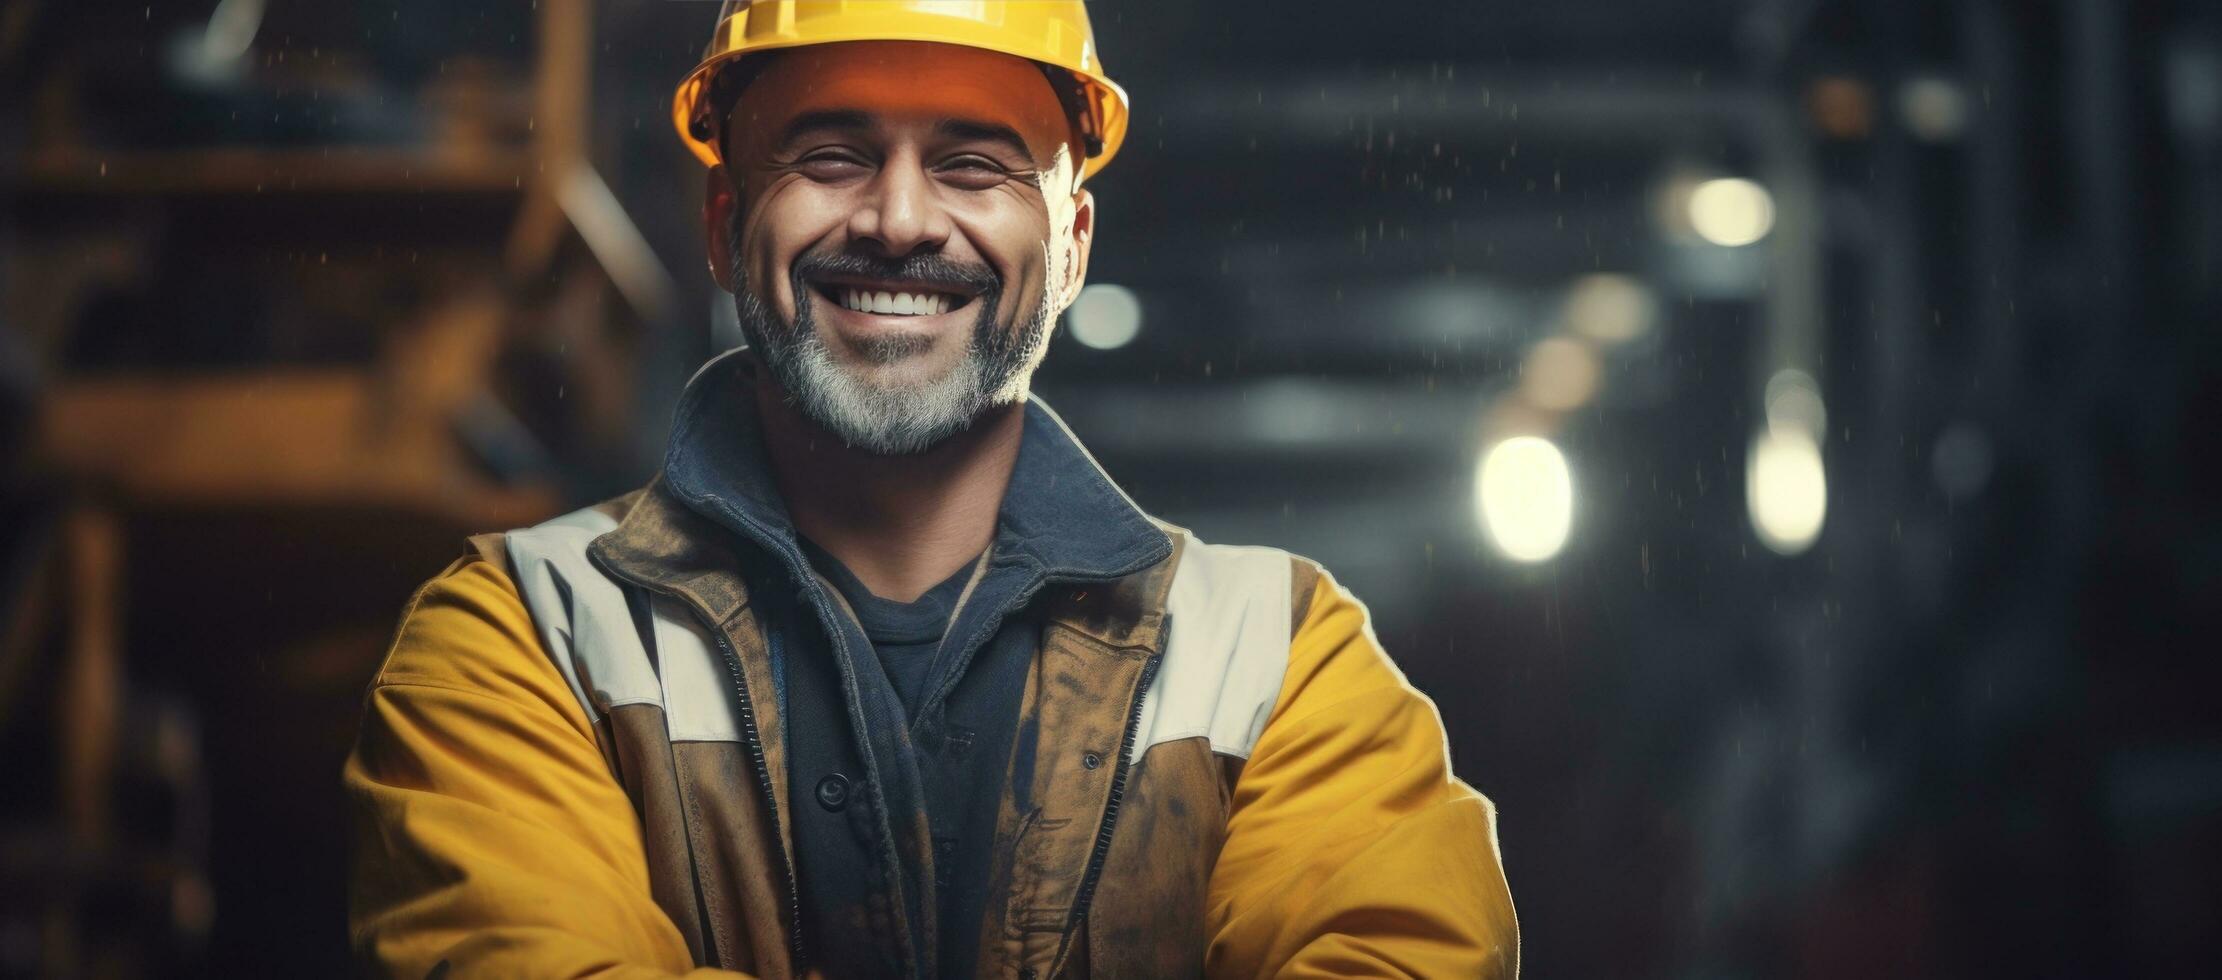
top-left (934, 154), bottom-right (1014, 190)
top-left (795, 150), bottom-right (871, 183)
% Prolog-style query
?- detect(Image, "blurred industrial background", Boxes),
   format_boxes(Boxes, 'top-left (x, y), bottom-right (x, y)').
top-left (2, 0), bottom-right (2217, 976)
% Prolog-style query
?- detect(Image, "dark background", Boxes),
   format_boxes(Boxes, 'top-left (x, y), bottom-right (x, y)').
top-left (3, 1), bottom-right (2218, 977)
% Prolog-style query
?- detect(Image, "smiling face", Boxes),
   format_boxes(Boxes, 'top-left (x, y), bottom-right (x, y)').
top-left (705, 41), bottom-right (1094, 455)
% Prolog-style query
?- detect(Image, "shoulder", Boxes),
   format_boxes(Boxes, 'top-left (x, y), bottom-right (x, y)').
top-left (1166, 535), bottom-right (1410, 734)
top-left (1131, 530), bottom-right (1337, 763)
top-left (368, 493), bottom-right (644, 726)
top-left (496, 490), bottom-right (641, 577)
top-left (1154, 525), bottom-right (1420, 741)
top-left (374, 555), bottom-right (535, 691)
top-left (1275, 556), bottom-right (1416, 729)
top-left (1151, 524), bottom-right (1327, 637)
top-left (361, 550), bottom-right (607, 747)
top-left (486, 493), bottom-right (740, 742)
top-left (498, 499), bottom-right (630, 637)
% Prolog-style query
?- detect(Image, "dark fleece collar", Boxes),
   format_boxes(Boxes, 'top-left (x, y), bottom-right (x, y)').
top-left (652, 348), bottom-right (1170, 587)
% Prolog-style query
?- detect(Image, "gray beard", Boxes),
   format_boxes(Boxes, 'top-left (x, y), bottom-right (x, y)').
top-left (729, 244), bottom-right (1054, 456)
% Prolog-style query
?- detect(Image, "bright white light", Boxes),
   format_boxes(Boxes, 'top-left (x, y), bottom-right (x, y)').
top-left (1521, 337), bottom-right (1601, 412)
top-left (1563, 273), bottom-right (1656, 345)
top-left (1475, 436), bottom-right (1574, 563)
top-left (1688, 178), bottom-right (1776, 247)
top-left (1747, 428), bottom-right (1827, 554)
top-left (1067, 283), bottom-right (1142, 349)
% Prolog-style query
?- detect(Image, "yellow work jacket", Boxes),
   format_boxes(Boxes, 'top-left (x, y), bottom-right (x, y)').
top-left (343, 359), bottom-right (1518, 978)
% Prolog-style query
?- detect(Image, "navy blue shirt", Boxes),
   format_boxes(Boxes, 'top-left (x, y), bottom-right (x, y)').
top-left (788, 538), bottom-right (1027, 978)
top-left (798, 538), bottom-right (976, 721)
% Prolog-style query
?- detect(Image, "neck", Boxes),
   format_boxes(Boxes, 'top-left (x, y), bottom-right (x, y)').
top-left (752, 370), bottom-right (1022, 603)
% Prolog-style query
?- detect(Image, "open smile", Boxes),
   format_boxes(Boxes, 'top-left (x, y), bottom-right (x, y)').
top-left (810, 276), bottom-right (980, 318)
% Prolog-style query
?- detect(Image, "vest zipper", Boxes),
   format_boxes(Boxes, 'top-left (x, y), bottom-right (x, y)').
top-left (594, 542), bottom-right (809, 971)
top-left (707, 626), bottom-right (810, 970)
top-left (655, 503), bottom-right (920, 975)
top-left (1055, 638), bottom-right (1167, 972)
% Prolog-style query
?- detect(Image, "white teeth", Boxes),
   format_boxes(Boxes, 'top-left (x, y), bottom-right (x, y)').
top-left (832, 286), bottom-right (955, 315)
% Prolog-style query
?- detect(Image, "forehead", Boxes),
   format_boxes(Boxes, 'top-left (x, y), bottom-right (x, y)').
top-left (732, 41), bottom-right (1068, 154)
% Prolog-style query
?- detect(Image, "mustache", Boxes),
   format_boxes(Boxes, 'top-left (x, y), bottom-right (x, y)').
top-left (791, 248), bottom-right (999, 295)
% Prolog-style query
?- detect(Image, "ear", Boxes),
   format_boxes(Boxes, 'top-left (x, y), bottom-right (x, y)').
top-left (704, 165), bottom-right (740, 293)
top-left (1056, 187), bottom-right (1096, 312)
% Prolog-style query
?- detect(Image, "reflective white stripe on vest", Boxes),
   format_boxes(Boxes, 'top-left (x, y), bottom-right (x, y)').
top-left (505, 505), bottom-right (1296, 759)
top-left (503, 506), bottom-right (638, 722)
top-left (507, 505), bottom-right (747, 742)
top-left (1130, 532), bottom-right (1293, 765)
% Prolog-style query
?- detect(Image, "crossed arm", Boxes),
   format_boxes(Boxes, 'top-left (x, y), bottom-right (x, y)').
top-left (1204, 563), bottom-right (1520, 978)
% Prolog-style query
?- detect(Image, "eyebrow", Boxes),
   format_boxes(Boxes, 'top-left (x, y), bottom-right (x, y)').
top-left (774, 109), bottom-right (873, 148)
top-left (934, 118), bottom-right (1035, 161)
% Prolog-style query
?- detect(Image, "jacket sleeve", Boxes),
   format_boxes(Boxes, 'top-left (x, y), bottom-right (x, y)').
top-left (343, 556), bottom-right (748, 979)
top-left (1203, 561), bottom-right (1520, 979)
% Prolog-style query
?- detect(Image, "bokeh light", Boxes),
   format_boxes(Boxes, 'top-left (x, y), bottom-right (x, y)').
top-left (1521, 337), bottom-right (1602, 412)
top-left (1687, 177), bottom-right (1777, 247)
top-left (1764, 368), bottom-right (1828, 438)
top-left (1899, 76), bottom-right (1970, 142)
top-left (1562, 273), bottom-right (1657, 346)
top-left (1476, 436), bottom-right (1575, 563)
top-left (1747, 428), bottom-right (1828, 554)
top-left (1066, 283), bottom-right (1143, 350)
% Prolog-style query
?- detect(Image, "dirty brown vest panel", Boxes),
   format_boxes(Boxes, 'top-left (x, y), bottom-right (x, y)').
top-left (1076, 736), bottom-right (1231, 977)
top-left (972, 539), bottom-right (1183, 980)
top-left (583, 487), bottom-right (802, 980)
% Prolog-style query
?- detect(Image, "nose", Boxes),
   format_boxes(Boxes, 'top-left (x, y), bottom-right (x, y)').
top-left (845, 149), bottom-right (954, 258)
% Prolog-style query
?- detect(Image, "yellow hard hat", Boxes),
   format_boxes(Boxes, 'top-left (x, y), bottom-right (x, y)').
top-left (673, 0), bottom-right (1131, 182)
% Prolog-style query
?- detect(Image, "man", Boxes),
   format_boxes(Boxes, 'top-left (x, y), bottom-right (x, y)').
top-left (344, 2), bottom-right (1518, 977)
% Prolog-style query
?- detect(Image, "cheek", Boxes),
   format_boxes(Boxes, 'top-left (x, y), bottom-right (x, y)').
top-left (742, 179), bottom-right (849, 318)
top-left (955, 195), bottom-right (1057, 316)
